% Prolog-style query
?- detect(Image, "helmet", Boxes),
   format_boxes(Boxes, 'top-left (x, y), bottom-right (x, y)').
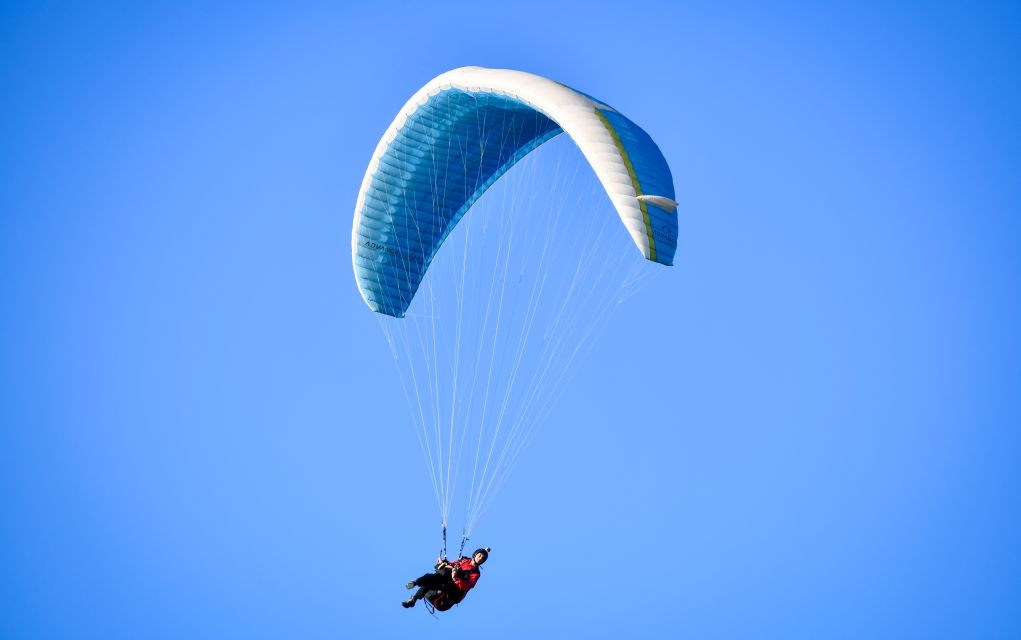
top-left (472, 547), bottom-right (491, 562)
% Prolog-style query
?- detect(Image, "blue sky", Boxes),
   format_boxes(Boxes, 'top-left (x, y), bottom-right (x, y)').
top-left (1, 1), bottom-right (1019, 638)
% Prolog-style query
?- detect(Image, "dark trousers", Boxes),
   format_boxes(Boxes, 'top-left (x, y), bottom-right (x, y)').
top-left (412, 567), bottom-right (455, 601)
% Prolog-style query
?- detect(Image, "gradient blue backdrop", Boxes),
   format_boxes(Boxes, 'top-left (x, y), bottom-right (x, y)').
top-left (1, 1), bottom-right (1019, 638)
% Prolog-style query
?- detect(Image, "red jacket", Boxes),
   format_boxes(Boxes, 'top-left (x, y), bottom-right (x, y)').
top-left (431, 557), bottom-right (481, 610)
top-left (450, 556), bottom-right (481, 594)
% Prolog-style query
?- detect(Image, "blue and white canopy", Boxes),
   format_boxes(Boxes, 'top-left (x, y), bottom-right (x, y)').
top-left (352, 66), bottom-right (678, 318)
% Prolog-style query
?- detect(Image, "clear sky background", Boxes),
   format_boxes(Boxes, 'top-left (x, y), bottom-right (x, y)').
top-left (2, 1), bottom-right (1019, 638)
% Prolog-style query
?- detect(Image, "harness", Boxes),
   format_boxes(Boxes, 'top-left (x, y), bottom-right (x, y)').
top-left (425, 523), bottom-right (481, 616)
top-left (426, 558), bottom-right (479, 613)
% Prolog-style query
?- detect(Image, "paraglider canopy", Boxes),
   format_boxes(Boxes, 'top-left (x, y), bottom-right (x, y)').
top-left (352, 66), bottom-right (678, 318)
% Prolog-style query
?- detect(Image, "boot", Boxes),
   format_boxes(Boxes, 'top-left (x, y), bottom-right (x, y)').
top-left (402, 597), bottom-right (416, 608)
top-left (406, 581), bottom-right (416, 590)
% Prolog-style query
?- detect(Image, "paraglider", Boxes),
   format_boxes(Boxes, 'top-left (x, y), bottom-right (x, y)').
top-left (351, 67), bottom-right (677, 611)
top-left (402, 548), bottom-right (490, 611)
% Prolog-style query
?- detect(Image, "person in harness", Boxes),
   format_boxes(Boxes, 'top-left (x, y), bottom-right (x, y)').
top-left (402, 547), bottom-right (490, 611)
